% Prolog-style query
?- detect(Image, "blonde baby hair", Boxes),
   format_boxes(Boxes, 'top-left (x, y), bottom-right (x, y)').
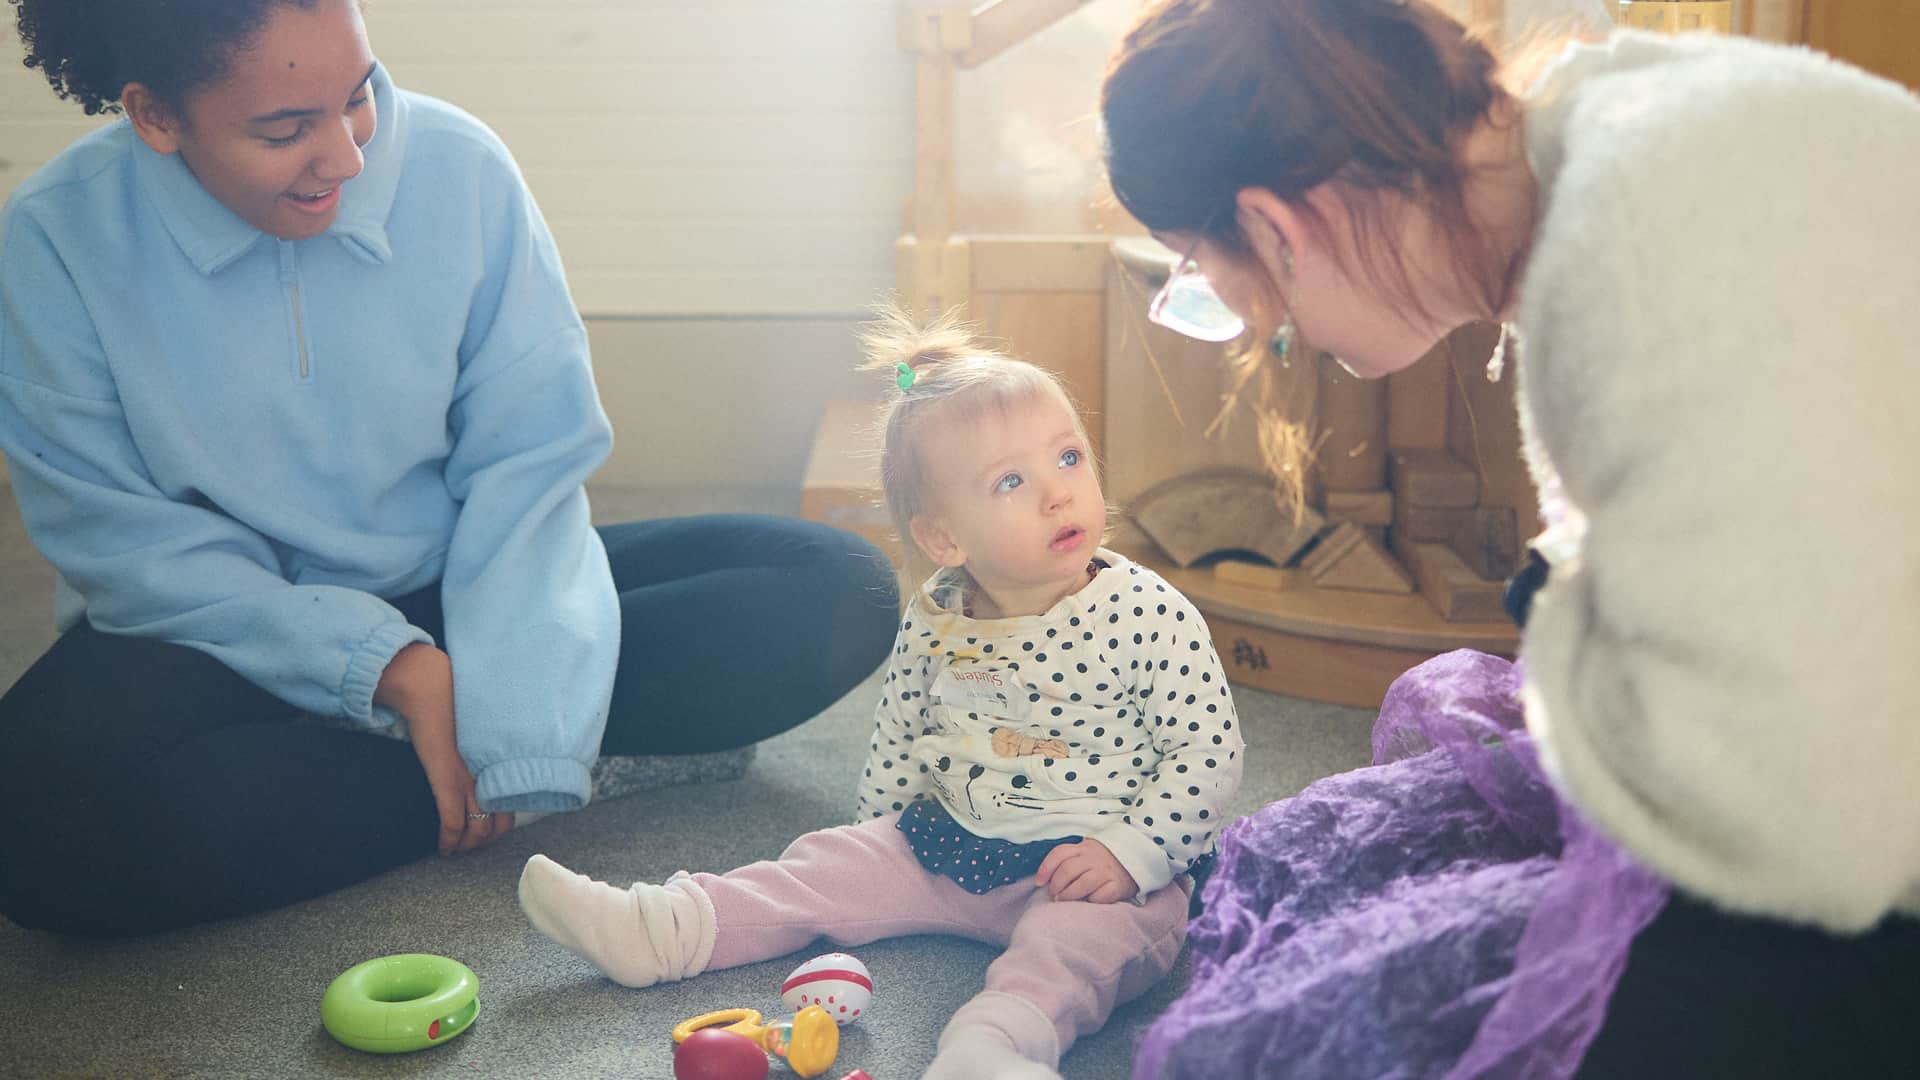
top-left (858, 305), bottom-right (1092, 588)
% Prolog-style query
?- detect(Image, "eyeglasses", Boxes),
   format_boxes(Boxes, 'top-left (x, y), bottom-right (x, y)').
top-left (1147, 239), bottom-right (1246, 343)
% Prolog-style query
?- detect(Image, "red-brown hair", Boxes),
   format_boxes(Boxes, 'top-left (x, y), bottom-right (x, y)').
top-left (1101, 0), bottom-right (1517, 319)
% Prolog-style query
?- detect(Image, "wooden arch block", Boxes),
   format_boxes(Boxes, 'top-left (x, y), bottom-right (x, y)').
top-left (1129, 467), bottom-right (1325, 569)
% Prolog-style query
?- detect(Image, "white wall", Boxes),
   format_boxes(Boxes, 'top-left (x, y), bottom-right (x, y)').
top-left (1, 0), bottom-right (914, 316)
top-left (368, 0), bottom-right (913, 317)
top-left (0, 0), bottom-right (917, 489)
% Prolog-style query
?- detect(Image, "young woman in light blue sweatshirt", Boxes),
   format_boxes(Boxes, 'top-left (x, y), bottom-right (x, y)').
top-left (0, 0), bottom-right (898, 937)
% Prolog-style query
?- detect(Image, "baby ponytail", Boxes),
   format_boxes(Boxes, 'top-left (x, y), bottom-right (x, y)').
top-left (858, 306), bottom-right (989, 395)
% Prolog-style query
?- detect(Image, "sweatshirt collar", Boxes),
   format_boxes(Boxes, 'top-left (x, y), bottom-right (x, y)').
top-left (133, 62), bottom-right (407, 275)
top-left (911, 550), bottom-right (1129, 643)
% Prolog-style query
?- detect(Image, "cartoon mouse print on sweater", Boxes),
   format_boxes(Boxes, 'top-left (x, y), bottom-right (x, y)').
top-left (929, 727), bottom-right (1054, 821)
top-left (991, 726), bottom-right (1070, 759)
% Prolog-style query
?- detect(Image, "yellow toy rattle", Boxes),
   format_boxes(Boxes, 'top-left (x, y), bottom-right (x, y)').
top-left (671, 1005), bottom-right (839, 1078)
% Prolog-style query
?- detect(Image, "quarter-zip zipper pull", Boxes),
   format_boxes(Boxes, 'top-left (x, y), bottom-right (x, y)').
top-left (279, 241), bottom-right (311, 381)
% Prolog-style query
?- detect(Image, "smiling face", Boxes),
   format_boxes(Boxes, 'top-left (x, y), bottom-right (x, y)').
top-left (910, 387), bottom-right (1106, 618)
top-left (125, 0), bottom-right (378, 240)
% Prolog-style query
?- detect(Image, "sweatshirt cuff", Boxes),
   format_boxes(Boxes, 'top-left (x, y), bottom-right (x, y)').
top-left (1095, 822), bottom-right (1174, 897)
top-left (340, 621), bottom-right (434, 724)
top-left (474, 756), bottom-right (592, 814)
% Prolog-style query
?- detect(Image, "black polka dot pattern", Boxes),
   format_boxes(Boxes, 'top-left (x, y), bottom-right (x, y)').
top-left (852, 554), bottom-right (1245, 889)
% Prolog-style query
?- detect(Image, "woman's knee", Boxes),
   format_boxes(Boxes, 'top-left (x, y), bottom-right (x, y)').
top-left (0, 775), bottom-right (141, 934)
top-left (809, 529), bottom-right (901, 682)
top-left (794, 521), bottom-right (899, 603)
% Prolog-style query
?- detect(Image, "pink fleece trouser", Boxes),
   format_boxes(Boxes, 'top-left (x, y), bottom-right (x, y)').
top-left (689, 814), bottom-right (1190, 1063)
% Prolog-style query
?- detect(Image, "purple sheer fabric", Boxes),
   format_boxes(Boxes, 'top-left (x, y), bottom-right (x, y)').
top-left (1134, 650), bottom-right (1670, 1079)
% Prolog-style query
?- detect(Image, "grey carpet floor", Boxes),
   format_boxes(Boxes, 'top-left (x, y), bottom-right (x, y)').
top-left (0, 485), bottom-right (1378, 1079)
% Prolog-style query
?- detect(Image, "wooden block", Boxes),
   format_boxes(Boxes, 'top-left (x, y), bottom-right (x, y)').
top-left (797, 483), bottom-right (892, 540)
top-left (1443, 323), bottom-right (1539, 529)
top-left (1389, 448), bottom-right (1480, 508)
top-left (1129, 467), bottom-right (1326, 569)
top-left (971, 286), bottom-right (1107, 451)
top-left (1449, 506), bottom-right (1520, 582)
top-left (801, 401), bottom-right (882, 489)
top-left (1395, 539), bottom-right (1509, 623)
top-left (1315, 358), bottom-right (1388, 491)
top-left (1385, 344), bottom-right (1450, 451)
top-left (1212, 558), bottom-right (1290, 593)
top-left (1302, 522), bottom-right (1414, 594)
top-left (1298, 521), bottom-right (1362, 577)
top-left (1394, 502), bottom-right (1472, 543)
top-left (800, 399), bottom-right (908, 569)
top-left (1325, 489), bottom-right (1392, 527)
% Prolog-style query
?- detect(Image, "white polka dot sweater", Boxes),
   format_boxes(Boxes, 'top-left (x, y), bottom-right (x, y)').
top-left (855, 550), bottom-right (1244, 897)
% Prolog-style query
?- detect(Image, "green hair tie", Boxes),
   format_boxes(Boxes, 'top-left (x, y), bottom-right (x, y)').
top-left (896, 362), bottom-right (917, 392)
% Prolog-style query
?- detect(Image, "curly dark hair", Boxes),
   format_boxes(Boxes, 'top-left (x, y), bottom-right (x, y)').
top-left (9, 0), bottom-right (324, 116)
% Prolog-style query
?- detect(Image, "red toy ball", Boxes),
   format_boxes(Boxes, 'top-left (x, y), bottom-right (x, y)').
top-left (672, 1028), bottom-right (769, 1080)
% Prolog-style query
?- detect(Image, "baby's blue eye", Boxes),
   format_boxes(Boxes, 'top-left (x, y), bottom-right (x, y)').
top-left (994, 472), bottom-right (1024, 494)
top-left (1060, 448), bottom-right (1082, 468)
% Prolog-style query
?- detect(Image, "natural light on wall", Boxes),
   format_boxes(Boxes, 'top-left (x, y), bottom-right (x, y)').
top-left (0, 0), bottom-right (917, 319)
top-left (952, 0), bottom-right (1136, 237)
top-left (365, 0), bottom-right (913, 318)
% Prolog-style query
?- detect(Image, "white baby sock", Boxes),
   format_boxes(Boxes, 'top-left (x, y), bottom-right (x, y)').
top-left (923, 1026), bottom-right (1063, 1080)
top-left (923, 992), bottom-right (1063, 1080)
top-left (517, 853), bottom-right (715, 988)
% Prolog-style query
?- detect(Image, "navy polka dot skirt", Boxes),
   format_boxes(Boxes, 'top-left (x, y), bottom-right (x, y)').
top-left (896, 799), bottom-right (1081, 894)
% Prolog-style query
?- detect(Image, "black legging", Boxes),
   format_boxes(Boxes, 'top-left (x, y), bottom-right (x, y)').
top-left (0, 515), bottom-right (899, 937)
top-left (1578, 892), bottom-right (1920, 1079)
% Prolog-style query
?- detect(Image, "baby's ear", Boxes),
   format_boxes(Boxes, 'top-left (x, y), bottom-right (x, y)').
top-left (909, 514), bottom-right (966, 568)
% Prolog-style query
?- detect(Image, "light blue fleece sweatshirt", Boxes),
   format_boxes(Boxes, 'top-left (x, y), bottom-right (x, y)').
top-left (0, 66), bottom-right (617, 813)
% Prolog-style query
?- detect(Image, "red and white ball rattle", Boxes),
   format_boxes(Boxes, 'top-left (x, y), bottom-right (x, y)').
top-left (779, 953), bottom-right (873, 1027)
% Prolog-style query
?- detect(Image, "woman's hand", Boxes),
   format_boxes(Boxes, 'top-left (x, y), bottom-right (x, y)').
top-left (375, 643), bottom-right (514, 853)
top-left (408, 706), bottom-right (514, 855)
top-left (1036, 839), bottom-right (1139, 904)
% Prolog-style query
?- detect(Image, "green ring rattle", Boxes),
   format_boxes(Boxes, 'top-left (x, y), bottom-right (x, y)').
top-left (321, 953), bottom-right (479, 1053)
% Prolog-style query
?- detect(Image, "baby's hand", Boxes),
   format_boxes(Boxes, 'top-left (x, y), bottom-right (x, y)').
top-left (1036, 839), bottom-right (1138, 904)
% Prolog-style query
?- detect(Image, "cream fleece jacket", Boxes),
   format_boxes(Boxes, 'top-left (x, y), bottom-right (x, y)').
top-left (1515, 31), bottom-right (1920, 932)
